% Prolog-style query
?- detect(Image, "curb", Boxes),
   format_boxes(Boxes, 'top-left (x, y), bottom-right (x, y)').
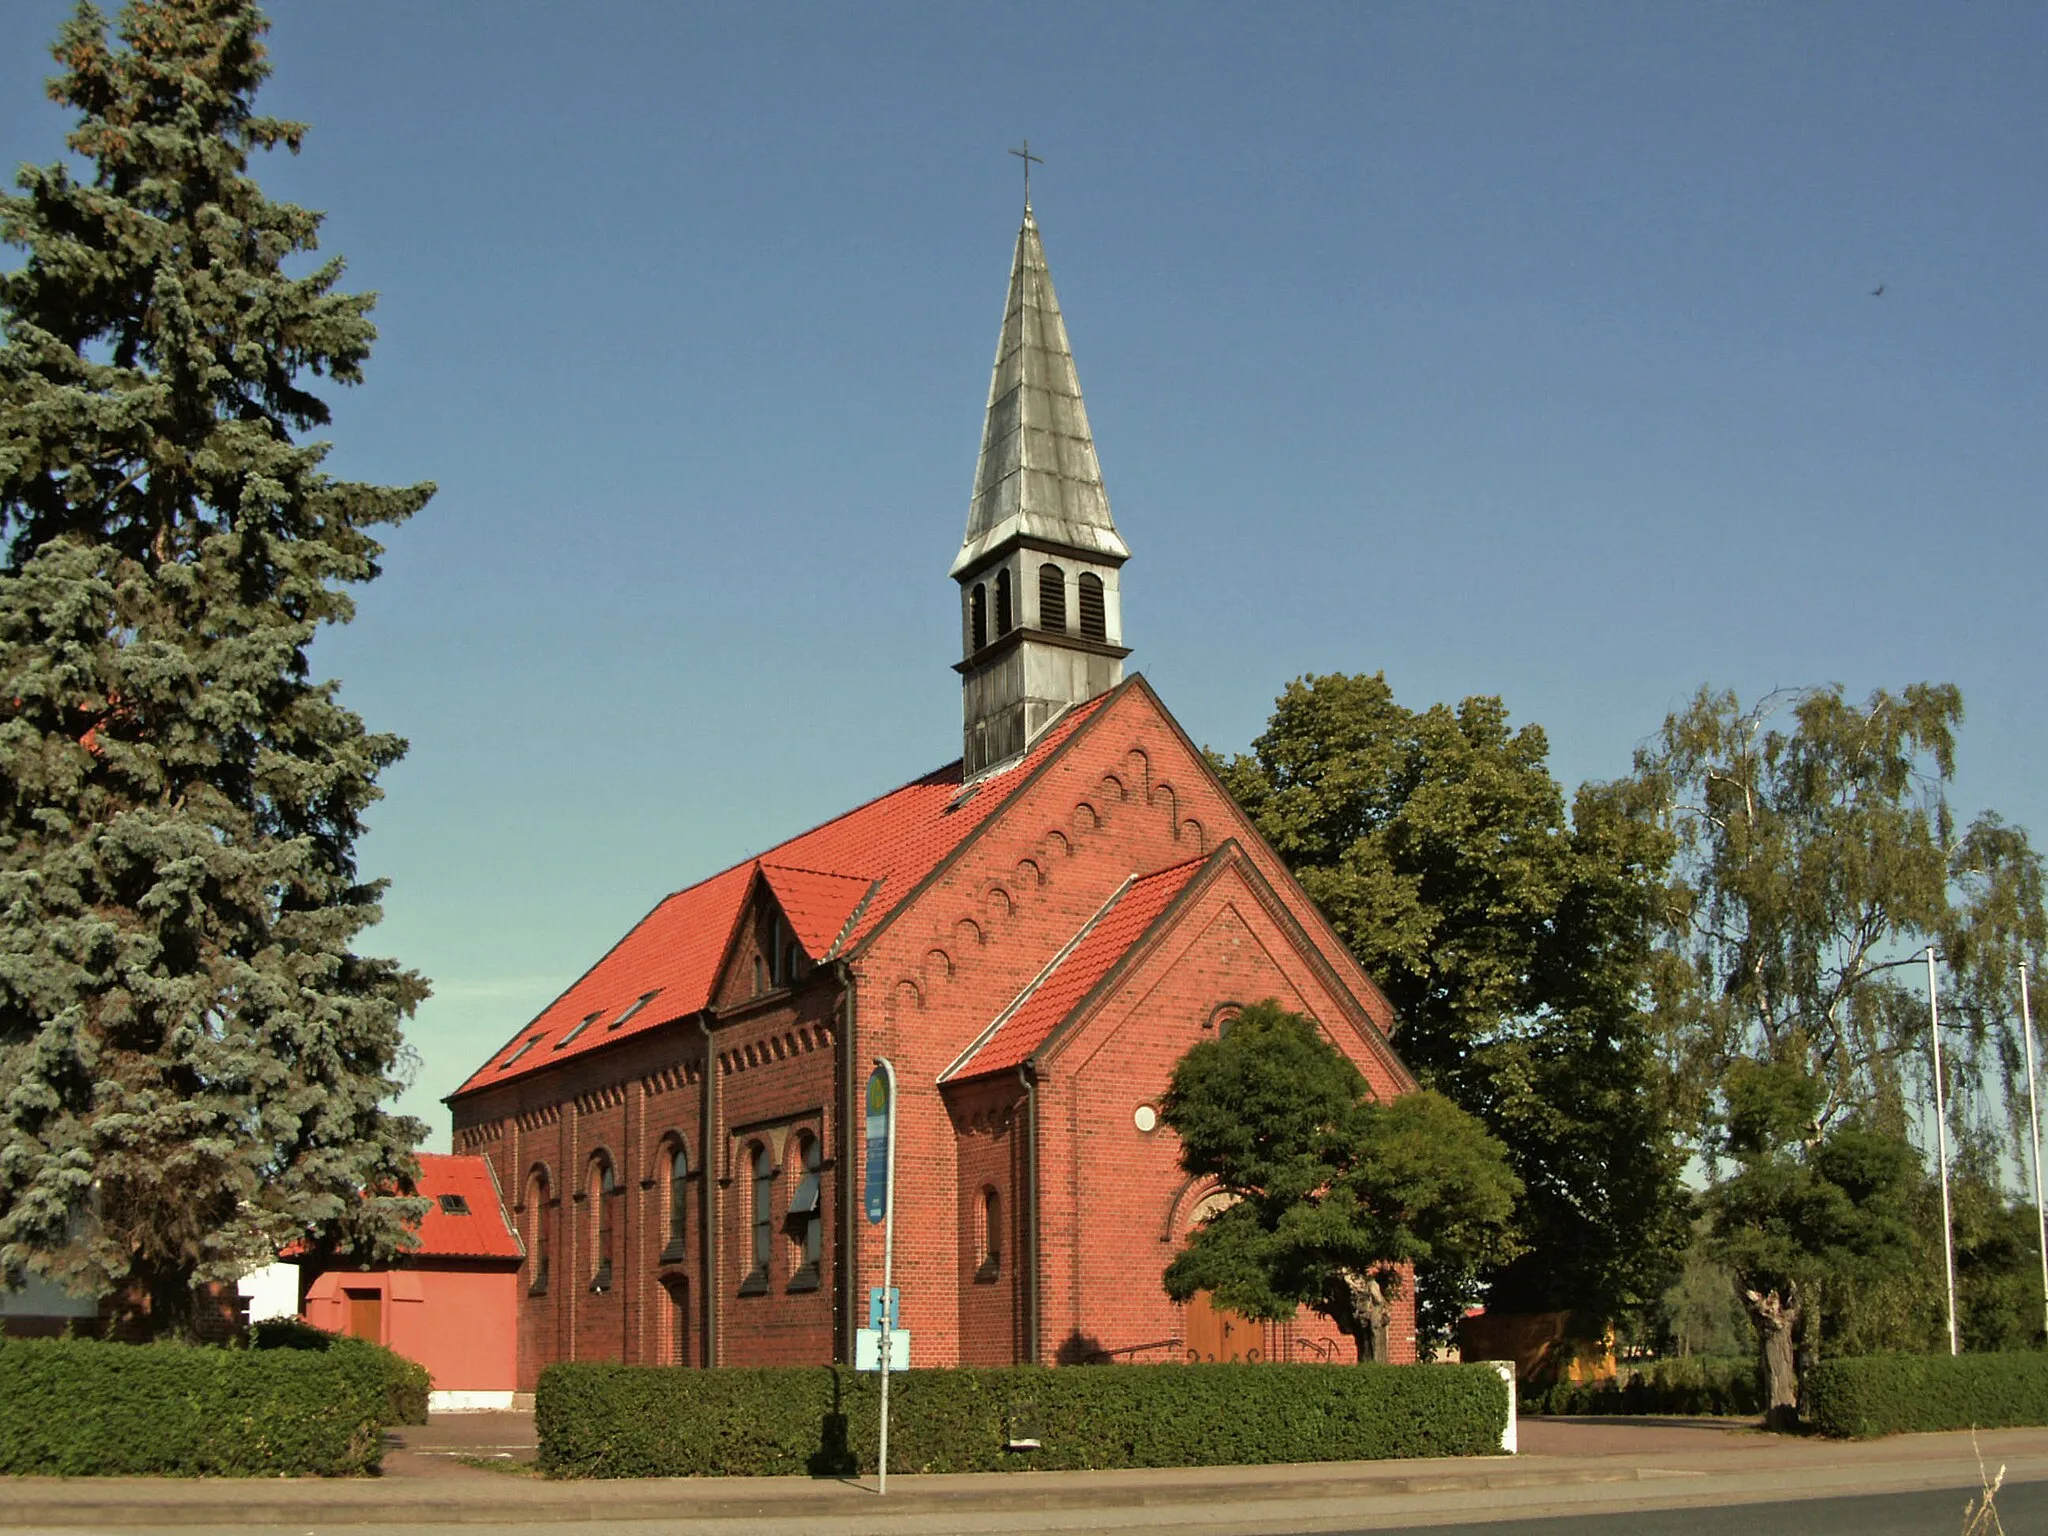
top-left (0, 1465), bottom-right (1692, 1528)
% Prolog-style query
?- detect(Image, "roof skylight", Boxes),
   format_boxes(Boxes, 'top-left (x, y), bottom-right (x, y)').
top-left (554, 1011), bottom-right (605, 1050)
top-left (609, 989), bottom-right (662, 1031)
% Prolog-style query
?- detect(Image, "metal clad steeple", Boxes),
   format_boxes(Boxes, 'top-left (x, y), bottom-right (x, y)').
top-left (952, 200), bottom-right (1130, 779)
top-left (951, 207), bottom-right (1129, 577)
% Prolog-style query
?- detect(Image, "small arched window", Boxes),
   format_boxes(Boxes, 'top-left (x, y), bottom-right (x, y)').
top-left (969, 583), bottom-right (987, 652)
top-left (526, 1166), bottom-right (552, 1295)
top-left (743, 1142), bottom-right (773, 1291)
top-left (1078, 573), bottom-right (1106, 640)
top-left (976, 1186), bottom-right (1002, 1281)
top-left (994, 568), bottom-right (1013, 635)
top-left (588, 1153), bottom-right (616, 1293)
top-left (1039, 564), bottom-right (1067, 633)
top-left (662, 1140), bottom-right (689, 1262)
top-left (788, 1133), bottom-right (823, 1287)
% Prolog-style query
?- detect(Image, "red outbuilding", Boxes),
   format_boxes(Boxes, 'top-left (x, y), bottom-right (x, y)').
top-left (446, 203), bottom-right (1422, 1388)
top-left (302, 1152), bottom-right (524, 1409)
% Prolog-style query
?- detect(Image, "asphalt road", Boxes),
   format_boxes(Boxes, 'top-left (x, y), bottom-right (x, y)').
top-left (1341, 1479), bottom-right (2043, 1536)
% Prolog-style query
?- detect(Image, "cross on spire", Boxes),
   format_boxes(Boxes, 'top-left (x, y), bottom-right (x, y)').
top-left (1009, 139), bottom-right (1043, 206)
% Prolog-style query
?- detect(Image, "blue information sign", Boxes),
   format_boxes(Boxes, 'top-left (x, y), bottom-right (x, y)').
top-left (867, 1286), bottom-right (901, 1330)
top-left (863, 1065), bottom-right (892, 1224)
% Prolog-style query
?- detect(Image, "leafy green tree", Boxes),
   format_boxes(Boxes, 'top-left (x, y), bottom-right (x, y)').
top-left (1160, 1001), bottom-right (1520, 1360)
top-left (1634, 684), bottom-right (2047, 1142)
top-left (1707, 1060), bottom-right (1919, 1427)
top-left (1216, 673), bottom-right (1690, 1333)
top-left (0, 0), bottom-right (430, 1337)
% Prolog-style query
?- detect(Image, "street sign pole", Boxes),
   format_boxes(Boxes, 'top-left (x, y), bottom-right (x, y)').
top-left (1927, 947), bottom-right (1959, 1356)
top-left (2022, 965), bottom-right (2048, 1341)
top-left (865, 1060), bottom-right (899, 1494)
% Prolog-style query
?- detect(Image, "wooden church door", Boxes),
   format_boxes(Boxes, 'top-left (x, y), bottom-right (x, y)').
top-left (1184, 1291), bottom-right (1261, 1362)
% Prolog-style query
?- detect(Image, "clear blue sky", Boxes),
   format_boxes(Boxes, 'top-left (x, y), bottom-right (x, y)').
top-left (4, 2), bottom-right (2044, 1140)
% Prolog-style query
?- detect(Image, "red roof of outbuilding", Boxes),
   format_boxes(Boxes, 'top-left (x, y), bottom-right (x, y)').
top-left (453, 697), bottom-right (1111, 1097)
top-left (411, 1153), bottom-right (522, 1261)
top-left (944, 851), bottom-right (1214, 1080)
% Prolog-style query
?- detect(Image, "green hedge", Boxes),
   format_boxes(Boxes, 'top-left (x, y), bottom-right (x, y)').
top-left (248, 1318), bottom-right (431, 1425)
top-left (1525, 1355), bottom-right (1762, 1418)
top-left (537, 1362), bottom-right (1508, 1477)
top-left (1805, 1353), bottom-right (2048, 1439)
top-left (0, 1337), bottom-right (383, 1476)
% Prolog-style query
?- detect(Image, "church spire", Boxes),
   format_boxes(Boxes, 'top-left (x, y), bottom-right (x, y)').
top-left (953, 203), bottom-right (1130, 778)
top-left (951, 205), bottom-right (1130, 579)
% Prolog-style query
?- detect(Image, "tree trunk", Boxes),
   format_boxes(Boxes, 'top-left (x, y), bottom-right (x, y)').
top-left (1744, 1281), bottom-right (1802, 1432)
top-left (1334, 1269), bottom-right (1394, 1363)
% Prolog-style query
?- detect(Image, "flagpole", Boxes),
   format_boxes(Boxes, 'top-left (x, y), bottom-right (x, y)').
top-left (2022, 965), bottom-right (2048, 1342)
top-left (1927, 947), bottom-right (1959, 1356)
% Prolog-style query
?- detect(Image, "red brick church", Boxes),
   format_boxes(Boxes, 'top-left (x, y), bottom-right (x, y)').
top-left (447, 202), bottom-right (1418, 1388)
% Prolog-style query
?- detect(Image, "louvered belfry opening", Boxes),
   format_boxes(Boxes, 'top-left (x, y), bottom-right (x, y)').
top-left (1078, 572), bottom-right (1106, 640)
top-left (970, 583), bottom-right (987, 652)
top-left (995, 568), bottom-right (1014, 634)
top-left (1039, 564), bottom-right (1067, 632)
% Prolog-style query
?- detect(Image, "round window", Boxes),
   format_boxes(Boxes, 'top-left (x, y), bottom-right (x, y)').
top-left (1133, 1104), bottom-right (1158, 1133)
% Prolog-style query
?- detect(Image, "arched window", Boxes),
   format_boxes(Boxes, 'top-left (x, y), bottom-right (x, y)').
top-left (526, 1166), bottom-right (552, 1295)
top-left (588, 1152), bottom-right (617, 1293)
top-left (662, 1140), bottom-right (689, 1263)
top-left (994, 568), bottom-right (1013, 635)
top-left (1038, 564), bottom-right (1067, 632)
top-left (1078, 573), bottom-right (1106, 640)
top-left (976, 1186), bottom-right (1002, 1281)
top-left (743, 1142), bottom-right (773, 1292)
top-left (969, 583), bottom-right (987, 652)
top-left (788, 1133), bottom-right (822, 1287)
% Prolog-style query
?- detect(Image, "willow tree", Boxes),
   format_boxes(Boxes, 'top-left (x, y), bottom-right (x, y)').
top-left (1636, 684), bottom-right (2047, 1142)
top-left (0, 0), bottom-right (430, 1337)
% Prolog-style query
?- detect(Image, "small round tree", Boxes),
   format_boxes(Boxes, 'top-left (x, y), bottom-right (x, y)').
top-left (1160, 1001), bottom-right (1520, 1361)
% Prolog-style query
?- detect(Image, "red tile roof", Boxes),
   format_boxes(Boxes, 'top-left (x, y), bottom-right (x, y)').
top-left (759, 864), bottom-right (876, 959)
top-left (411, 1153), bottom-right (522, 1261)
top-left (453, 696), bottom-right (1112, 1097)
top-left (944, 852), bottom-right (1213, 1080)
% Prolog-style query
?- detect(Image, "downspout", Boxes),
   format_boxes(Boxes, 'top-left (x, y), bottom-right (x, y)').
top-left (1019, 1060), bottom-right (1041, 1366)
top-left (835, 961), bottom-right (858, 1365)
top-left (700, 1012), bottom-right (719, 1367)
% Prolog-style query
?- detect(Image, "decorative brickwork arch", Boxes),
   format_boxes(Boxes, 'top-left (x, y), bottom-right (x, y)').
top-left (891, 977), bottom-right (924, 1015)
top-left (923, 947), bottom-right (954, 982)
top-left (1123, 746), bottom-right (1151, 794)
top-left (1099, 773), bottom-right (1127, 802)
top-left (1071, 801), bottom-right (1099, 831)
top-left (983, 885), bottom-right (1013, 919)
top-left (1043, 828), bottom-right (1071, 858)
top-left (954, 916), bottom-right (985, 948)
top-left (1015, 857), bottom-right (1044, 887)
top-left (1179, 817), bottom-right (1206, 851)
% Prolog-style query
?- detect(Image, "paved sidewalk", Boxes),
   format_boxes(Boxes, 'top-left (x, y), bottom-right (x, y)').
top-left (2, 1418), bottom-right (2043, 1534)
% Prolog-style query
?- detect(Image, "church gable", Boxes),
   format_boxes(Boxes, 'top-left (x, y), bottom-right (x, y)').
top-left (858, 675), bottom-right (1400, 1073)
top-left (709, 865), bottom-right (869, 1010)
